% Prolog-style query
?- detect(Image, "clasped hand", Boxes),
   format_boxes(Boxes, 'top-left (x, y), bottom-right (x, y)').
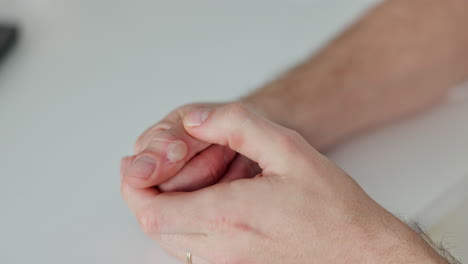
top-left (121, 103), bottom-right (438, 263)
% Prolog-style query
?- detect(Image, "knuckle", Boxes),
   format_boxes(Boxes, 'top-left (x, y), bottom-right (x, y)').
top-left (136, 210), bottom-right (159, 236)
top-left (212, 254), bottom-right (245, 264)
top-left (284, 128), bottom-right (306, 145)
top-left (223, 103), bottom-right (252, 149)
top-left (134, 130), bottom-right (156, 154)
top-left (202, 160), bottom-right (223, 185)
top-left (147, 124), bottom-right (175, 140)
top-left (120, 182), bottom-right (134, 204)
top-left (151, 122), bottom-right (173, 132)
top-left (133, 107), bottom-right (184, 154)
top-left (208, 215), bottom-right (235, 235)
top-left (276, 129), bottom-right (302, 151)
top-left (134, 128), bottom-right (177, 154)
top-left (134, 134), bottom-right (147, 154)
top-left (272, 128), bottom-right (311, 167)
top-left (224, 102), bottom-right (250, 121)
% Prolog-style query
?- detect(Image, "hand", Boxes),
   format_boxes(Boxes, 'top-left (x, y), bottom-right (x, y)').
top-left (121, 103), bottom-right (260, 192)
top-left (121, 103), bottom-right (444, 264)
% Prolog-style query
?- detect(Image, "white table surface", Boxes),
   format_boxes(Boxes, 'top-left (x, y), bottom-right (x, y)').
top-left (1, 1), bottom-right (467, 263)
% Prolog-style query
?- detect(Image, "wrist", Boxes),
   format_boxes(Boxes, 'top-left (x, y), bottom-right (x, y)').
top-left (240, 93), bottom-right (288, 130)
top-left (360, 215), bottom-right (448, 264)
top-left (240, 81), bottom-right (354, 151)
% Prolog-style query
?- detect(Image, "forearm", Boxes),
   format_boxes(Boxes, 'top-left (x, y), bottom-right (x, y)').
top-left (371, 218), bottom-right (452, 264)
top-left (243, 0), bottom-right (468, 150)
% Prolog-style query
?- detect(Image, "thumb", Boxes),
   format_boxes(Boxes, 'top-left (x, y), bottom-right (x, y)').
top-left (182, 103), bottom-right (306, 172)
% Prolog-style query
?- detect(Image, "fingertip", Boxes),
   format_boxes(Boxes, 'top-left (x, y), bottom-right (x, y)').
top-left (120, 156), bottom-right (134, 179)
top-left (158, 145), bottom-right (237, 192)
top-left (183, 108), bottom-right (212, 128)
top-left (125, 139), bottom-right (189, 188)
top-left (120, 180), bottom-right (160, 216)
top-left (133, 126), bottom-right (168, 155)
top-left (123, 153), bottom-right (159, 188)
top-left (166, 140), bottom-right (188, 163)
top-left (122, 149), bottom-right (184, 189)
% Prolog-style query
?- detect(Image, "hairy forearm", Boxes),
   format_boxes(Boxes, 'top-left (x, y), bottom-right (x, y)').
top-left (410, 223), bottom-right (462, 264)
top-left (243, 0), bottom-right (468, 150)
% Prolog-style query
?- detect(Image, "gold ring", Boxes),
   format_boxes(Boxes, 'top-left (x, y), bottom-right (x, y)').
top-left (186, 252), bottom-right (192, 264)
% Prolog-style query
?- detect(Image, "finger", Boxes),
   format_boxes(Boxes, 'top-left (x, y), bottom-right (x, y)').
top-left (123, 126), bottom-right (212, 188)
top-left (183, 103), bottom-right (309, 172)
top-left (134, 104), bottom-right (219, 155)
top-left (135, 122), bottom-right (209, 160)
top-left (121, 181), bottom-right (160, 216)
top-left (217, 154), bottom-right (260, 183)
top-left (160, 232), bottom-right (249, 264)
top-left (134, 121), bottom-right (173, 155)
top-left (121, 181), bottom-right (216, 235)
top-left (158, 144), bottom-right (237, 192)
top-left (159, 234), bottom-right (213, 264)
top-left (120, 156), bottom-right (132, 180)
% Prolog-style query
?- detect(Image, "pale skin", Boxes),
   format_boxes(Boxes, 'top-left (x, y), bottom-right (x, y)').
top-left (121, 0), bottom-right (468, 262)
top-left (122, 104), bottom-right (448, 263)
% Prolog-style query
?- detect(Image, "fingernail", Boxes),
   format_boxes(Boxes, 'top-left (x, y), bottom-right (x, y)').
top-left (166, 140), bottom-right (188, 162)
top-left (185, 109), bottom-right (211, 127)
top-left (128, 155), bottom-right (156, 179)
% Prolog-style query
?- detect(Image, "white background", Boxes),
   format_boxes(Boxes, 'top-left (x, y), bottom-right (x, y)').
top-left (1, 1), bottom-right (467, 263)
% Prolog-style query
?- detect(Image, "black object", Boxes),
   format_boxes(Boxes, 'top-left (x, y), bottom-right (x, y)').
top-left (0, 24), bottom-right (18, 64)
